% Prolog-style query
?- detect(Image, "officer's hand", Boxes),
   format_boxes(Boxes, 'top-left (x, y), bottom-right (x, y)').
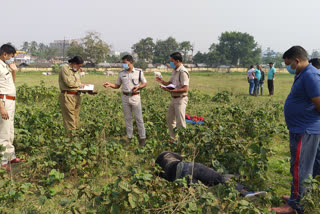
top-left (160, 85), bottom-right (170, 92)
top-left (9, 63), bottom-right (18, 72)
top-left (0, 107), bottom-right (9, 120)
top-left (103, 82), bottom-right (111, 88)
top-left (155, 77), bottom-right (162, 83)
top-left (132, 86), bottom-right (139, 92)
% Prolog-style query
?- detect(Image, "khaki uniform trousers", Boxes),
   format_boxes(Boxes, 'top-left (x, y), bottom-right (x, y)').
top-left (121, 94), bottom-right (146, 139)
top-left (59, 93), bottom-right (81, 130)
top-left (166, 96), bottom-right (188, 140)
top-left (0, 99), bottom-right (16, 165)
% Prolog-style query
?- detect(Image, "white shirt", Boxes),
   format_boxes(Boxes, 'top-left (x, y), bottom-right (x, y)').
top-left (0, 60), bottom-right (16, 96)
top-left (116, 68), bottom-right (147, 93)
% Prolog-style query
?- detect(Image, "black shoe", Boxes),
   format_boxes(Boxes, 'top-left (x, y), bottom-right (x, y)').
top-left (139, 138), bottom-right (146, 146)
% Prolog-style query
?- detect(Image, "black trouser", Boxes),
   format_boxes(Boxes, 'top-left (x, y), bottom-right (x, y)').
top-left (253, 79), bottom-right (259, 96)
top-left (180, 162), bottom-right (245, 192)
top-left (268, 80), bottom-right (274, 95)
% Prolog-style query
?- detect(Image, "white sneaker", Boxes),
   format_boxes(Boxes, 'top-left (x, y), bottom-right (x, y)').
top-left (243, 191), bottom-right (267, 199)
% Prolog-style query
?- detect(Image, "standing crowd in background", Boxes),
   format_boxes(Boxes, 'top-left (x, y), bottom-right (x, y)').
top-left (247, 62), bottom-right (275, 96)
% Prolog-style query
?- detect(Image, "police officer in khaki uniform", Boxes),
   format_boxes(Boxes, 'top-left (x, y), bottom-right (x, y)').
top-left (156, 52), bottom-right (190, 141)
top-left (0, 44), bottom-right (23, 171)
top-left (59, 56), bottom-right (85, 131)
top-left (103, 55), bottom-right (147, 146)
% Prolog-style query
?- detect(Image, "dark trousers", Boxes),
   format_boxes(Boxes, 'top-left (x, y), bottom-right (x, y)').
top-left (259, 82), bottom-right (264, 95)
top-left (288, 132), bottom-right (320, 214)
top-left (253, 79), bottom-right (259, 96)
top-left (268, 80), bottom-right (274, 95)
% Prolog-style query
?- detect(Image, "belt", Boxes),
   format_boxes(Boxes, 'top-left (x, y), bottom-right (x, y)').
top-left (61, 90), bottom-right (80, 95)
top-left (172, 95), bottom-right (187, 99)
top-left (123, 92), bottom-right (139, 96)
top-left (0, 94), bottom-right (16, 100)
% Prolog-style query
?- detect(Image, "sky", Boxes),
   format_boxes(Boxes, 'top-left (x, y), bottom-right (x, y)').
top-left (1, 0), bottom-right (320, 54)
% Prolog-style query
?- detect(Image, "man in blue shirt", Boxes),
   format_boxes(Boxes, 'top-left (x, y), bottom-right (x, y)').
top-left (271, 46), bottom-right (320, 214)
top-left (253, 65), bottom-right (261, 96)
top-left (267, 62), bottom-right (276, 96)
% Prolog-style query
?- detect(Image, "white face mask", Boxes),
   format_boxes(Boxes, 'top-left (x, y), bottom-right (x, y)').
top-left (5, 57), bottom-right (14, 65)
top-left (72, 67), bottom-right (78, 72)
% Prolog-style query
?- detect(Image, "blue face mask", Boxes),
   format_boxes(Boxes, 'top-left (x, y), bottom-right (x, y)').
top-left (286, 63), bottom-right (296, 74)
top-left (122, 63), bottom-right (129, 70)
top-left (5, 58), bottom-right (14, 65)
top-left (170, 61), bottom-right (176, 69)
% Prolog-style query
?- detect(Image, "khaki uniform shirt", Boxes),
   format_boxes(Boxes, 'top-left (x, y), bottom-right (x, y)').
top-left (116, 68), bottom-right (147, 93)
top-left (0, 60), bottom-right (16, 96)
top-left (59, 65), bottom-right (81, 91)
top-left (169, 64), bottom-right (189, 96)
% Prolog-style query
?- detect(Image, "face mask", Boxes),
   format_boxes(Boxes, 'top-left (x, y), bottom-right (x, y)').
top-left (122, 63), bottom-right (129, 70)
top-left (286, 63), bottom-right (296, 74)
top-left (72, 67), bottom-right (78, 72)
top-left (170, 62), bottom-right (176, 69)
top-left (5, 58), bottom-right (14, 65)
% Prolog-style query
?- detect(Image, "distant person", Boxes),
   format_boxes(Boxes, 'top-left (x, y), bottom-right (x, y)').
top-left (253, 65), bottom-right (261, 96)
top-left (155, 52), bottom-right (189, 142)
top-left (267, 62), bottom-right (276, 96)
top-left (103, 55), bottom-right (147, 146)
top-left (271, 46), bottom-right (320, 214)
top-left (258, 65), bottom-right (265, 95)
top-left (59, 56), bottom-right (85, 131)
top-left (247, 65), bottom-right (255, 95)
top-left (309, 58), bottom-right (320, 69)
top-left (0, 44), bottom-right (23, 171)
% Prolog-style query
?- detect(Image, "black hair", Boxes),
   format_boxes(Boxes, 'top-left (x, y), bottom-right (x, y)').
top-left (250, 65), bottom-right (254, 69)
top-left (269, 62), bottom-right (274, 65)
top-left (283, 46), bottom-right (308, 61)
top-left (122, 55), bottom-right (133, 62)
top-left (0, 44), bottom-right (16, 55)
top-left (309, 58), bottom-right (320, 69)
top-left (68, 56), bottom-right (84, 65)
top-left (170, 52), bottom-right (183, 62)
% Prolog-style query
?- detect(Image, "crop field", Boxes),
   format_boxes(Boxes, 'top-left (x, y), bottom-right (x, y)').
top-left (1, 71), bottom-right (319, 213)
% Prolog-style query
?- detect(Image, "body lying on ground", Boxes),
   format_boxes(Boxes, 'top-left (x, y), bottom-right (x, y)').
top-left (155, 151), bottom-right (266, 199)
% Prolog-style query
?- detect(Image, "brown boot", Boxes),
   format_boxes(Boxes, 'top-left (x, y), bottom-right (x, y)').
top-left (270, 204), bottom-right (297, 214)
top-left (139, 138), bottom-right (146, 146)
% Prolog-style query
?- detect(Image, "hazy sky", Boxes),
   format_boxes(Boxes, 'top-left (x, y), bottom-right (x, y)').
top-left (2, 0), bottom-right (320, 54)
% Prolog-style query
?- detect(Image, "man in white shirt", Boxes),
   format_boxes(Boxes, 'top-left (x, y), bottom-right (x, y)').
top-left (247, 65), bottom-right (255, 95)
top-left (0, 44), bottom-right (23, 171)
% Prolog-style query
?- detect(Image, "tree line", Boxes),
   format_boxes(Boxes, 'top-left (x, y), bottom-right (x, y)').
top-left (19, 31), bottom-right (286, 68)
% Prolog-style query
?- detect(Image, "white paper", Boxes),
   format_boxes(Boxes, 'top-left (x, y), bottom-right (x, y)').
top-left (79, 84), bottom-right (94, 91)
top-left (160, 84), bottom-right (176, 89)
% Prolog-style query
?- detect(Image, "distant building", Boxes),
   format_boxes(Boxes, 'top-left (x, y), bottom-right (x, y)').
top-left (15, 53), bottom-right (31, 64)
top-left (262, 47), bottom-right (277, 58)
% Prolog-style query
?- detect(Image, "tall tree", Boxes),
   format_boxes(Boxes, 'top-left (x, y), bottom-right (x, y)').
top-left (212, 32), bottom-right (261, 67)
top-left (30, 41), bottom-right (38, 56)
top-left (179, 41), bottom-right (192, 63)
top-left (22, 41), bottom-right (30, 53)
top-left (132, 37), bottom-right (155, 62)
top-left (193, 51), bottom-right (208, 64)
top-left (153, 37), bottom-right (179, 64)
top-left (67, 42), bottom-right (87, 59)
top-left (82, 32), bottom-right (110, 64)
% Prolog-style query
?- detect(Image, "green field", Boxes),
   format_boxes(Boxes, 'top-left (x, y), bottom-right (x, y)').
top-left (1, 71), bottom-right (318, 213)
